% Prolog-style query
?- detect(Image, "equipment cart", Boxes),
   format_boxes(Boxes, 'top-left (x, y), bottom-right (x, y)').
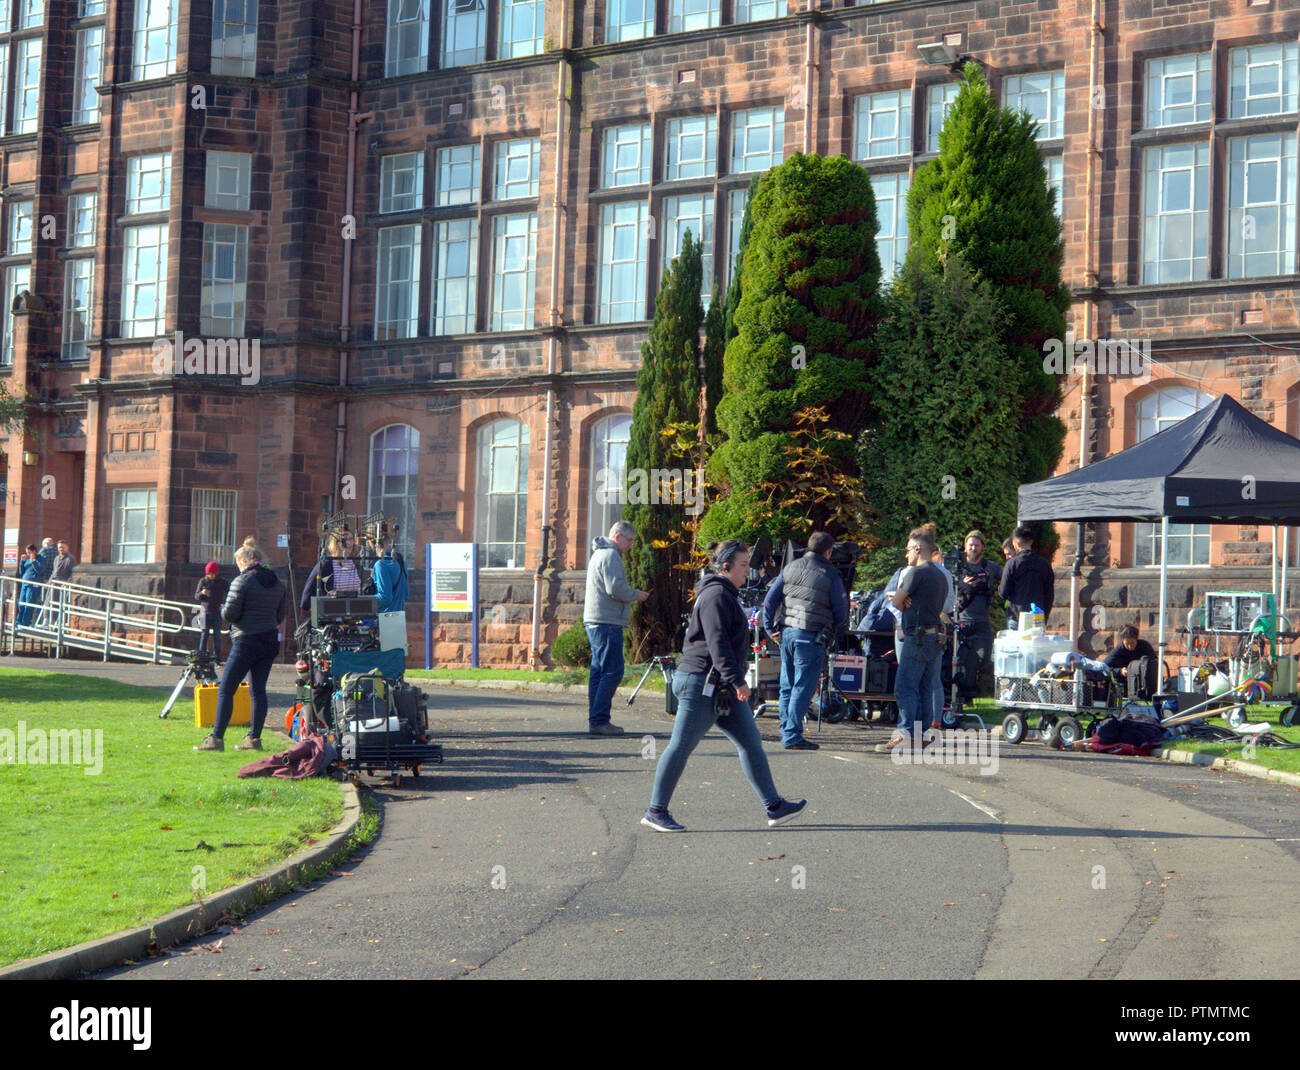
top-left (995, 663), bottom-right (1121, 748)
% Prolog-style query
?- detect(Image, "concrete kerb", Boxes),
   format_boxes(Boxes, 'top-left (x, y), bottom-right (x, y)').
top-left (0, 783), bottom-right (364, 980)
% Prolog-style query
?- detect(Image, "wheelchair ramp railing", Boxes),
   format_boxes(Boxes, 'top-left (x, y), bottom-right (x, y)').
top-left (0, 575), bottom-right (199, 664)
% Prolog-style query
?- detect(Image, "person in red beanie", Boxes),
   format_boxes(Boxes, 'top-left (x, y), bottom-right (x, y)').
top-left (194, 561), bottom-right (228, 659)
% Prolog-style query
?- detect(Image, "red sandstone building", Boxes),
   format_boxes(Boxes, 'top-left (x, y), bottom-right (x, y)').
top-left (2, 0), bottom-right (1299, 665)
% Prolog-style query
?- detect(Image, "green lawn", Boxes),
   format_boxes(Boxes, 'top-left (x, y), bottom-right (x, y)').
top-left (0, 667), bottom-right (345, 968)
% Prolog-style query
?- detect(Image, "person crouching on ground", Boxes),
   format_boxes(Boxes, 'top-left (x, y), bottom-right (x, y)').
top-left (195, 537), bottom-right (286, 752)
top-left (642, 539), bottom-right (807, 833)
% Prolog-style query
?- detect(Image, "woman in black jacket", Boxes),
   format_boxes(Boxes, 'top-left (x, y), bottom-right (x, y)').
top-left (195, 537), bottom-right (287, 753)
top-left (642, 540), bottom-right (807, 833)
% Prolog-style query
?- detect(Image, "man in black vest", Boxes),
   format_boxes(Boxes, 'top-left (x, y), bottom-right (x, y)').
top-left (762, 531), bottom-right (848, 750)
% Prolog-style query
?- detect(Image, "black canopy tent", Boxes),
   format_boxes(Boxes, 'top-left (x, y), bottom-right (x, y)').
top-left (1016, 395), bottom-right (1300, 670)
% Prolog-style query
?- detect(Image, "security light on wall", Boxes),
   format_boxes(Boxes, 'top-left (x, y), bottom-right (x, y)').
top-left (917, 40), bottom-right (971, 72)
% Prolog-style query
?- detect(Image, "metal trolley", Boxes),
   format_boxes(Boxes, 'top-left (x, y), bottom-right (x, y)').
top-left (995, 665), bottom-right (1121, 748)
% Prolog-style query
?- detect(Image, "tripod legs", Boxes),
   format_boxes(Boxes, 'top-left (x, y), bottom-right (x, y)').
top-left (160, 667), bottom-right (195, 719)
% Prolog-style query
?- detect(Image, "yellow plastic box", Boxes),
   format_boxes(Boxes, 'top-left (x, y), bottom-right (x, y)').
top-left (194, 683), bottom-right (251, 727)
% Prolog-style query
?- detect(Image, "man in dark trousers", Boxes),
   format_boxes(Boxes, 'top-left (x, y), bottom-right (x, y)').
top-left (762, 531), bottom-right (848, 750)
top-left (879, 526), bottom-right (949, 752)
top-left (194, 561), bottom-right (228, 658)
top-left (953, 529), bottom-right (1002, 700)
top-left (999, 525), bottom-right (1055, 630)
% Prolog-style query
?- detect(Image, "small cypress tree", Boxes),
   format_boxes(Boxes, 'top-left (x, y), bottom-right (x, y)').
top-left (907, 62), bottom-right (1071, 496)
top-left (701, 153), bottom-right (882, 545)
top-left (624, 231), bottom-right (704, 658)
top-left (858, 255), bottom-right (1021, 587)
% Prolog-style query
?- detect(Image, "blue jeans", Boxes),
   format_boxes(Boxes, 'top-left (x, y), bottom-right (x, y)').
top-left (778, 628), bottom-right (823, 746)
top-left (895, 631), bottom-right (944, 742)
top-left (585, 622), bottom-right (624, 728)
top-left (650, 671), bottom-right (780, 811)
top-left (213, 631), bottom-right (279, 740)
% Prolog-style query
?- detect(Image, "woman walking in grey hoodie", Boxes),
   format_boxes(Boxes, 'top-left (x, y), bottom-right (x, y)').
top-left (195, 537), bottom-right (287, 752)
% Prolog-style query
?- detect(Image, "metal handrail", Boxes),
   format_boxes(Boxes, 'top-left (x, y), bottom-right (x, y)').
top-left (0, 574), bottom-right (209, 664)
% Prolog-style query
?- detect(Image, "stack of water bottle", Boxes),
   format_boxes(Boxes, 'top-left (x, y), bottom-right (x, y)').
top-left (993, 603), bottom-right (1073, 680)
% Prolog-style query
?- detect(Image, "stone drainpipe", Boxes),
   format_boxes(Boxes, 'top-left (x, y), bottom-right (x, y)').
top-left (333, 0), bottom-right (373, 515)
top-left (529, 0), bottom-right (572, 668)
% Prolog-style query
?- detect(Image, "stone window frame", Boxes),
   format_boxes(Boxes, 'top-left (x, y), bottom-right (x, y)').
top-left (111, 486), bottom-right (159, 565)
top-left (474, 416), bottom-right (530, 570)
top-left (1131, 386), bottom-right (1214, 569)
top-left (596, 199), bottom-right (649, 324)
top-left (1224, 131), bottom-right (1298, 280)
top-left (211, 0), bottom-right (259, 77)
top-left (586, 411), bottom-right (633, 563)
top-left (367, 423), bottom-right (420, 561)
top-left (132, 0), bottom-right (178, 83)
top-left (72, 22), bottom-right (105, 125)
top-left (200, 222), bottom-right (249, 337)
top-left (189, 488), bottom-right (238, 565)
top-left (61, 256), bottom-right (95, 360)
top-left (375, 222), bottom-right (424, 340)
top-left (1144, 51), bottom-right (1213, 130)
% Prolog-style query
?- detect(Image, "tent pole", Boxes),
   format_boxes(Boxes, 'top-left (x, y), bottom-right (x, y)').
top-left (1157, 515), bottom-right (1169, 686)
top-left (1271, 526), bottom-right (1279, 613)
top-left (1069, 522), bottom-right (1084, 645)
top-left (1282, 527), bottom-right (1291, 631)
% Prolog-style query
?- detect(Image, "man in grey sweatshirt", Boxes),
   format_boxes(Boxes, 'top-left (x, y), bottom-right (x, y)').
top-left (583, 521), bottom-right (650, 736)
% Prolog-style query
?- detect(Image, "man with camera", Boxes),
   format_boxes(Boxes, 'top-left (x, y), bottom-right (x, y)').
top-left (952, 530), bottom-right (1002, 701)
top-left (761, 531), bottom-right (848, 750)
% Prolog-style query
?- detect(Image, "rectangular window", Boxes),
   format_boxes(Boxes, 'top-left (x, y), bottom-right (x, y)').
top-left (1047, 155), bottom-right (1064, 218)
top-left (1142, 142), bottom-right (1209, 284)
top-left (7, 201), bottom-right (32, 256)
top-left (668, 0), bottom-right (718, 33)
top-left (664, 115), bottom-right (718, 181)
top-left (1002, 70), bottom-right (1065, 140)
top-left (1229, 42), bottom-right (1300, 119)
top-left (20, 0), bottom-right (41, 29)
top-left (375, 224), bottom-right (422, 340)
top-left (2, 265), bottom-right (30, 366)
top-left (662, 193), bottom-right (714, 304)
top-left (493, 138), bottom-right (540, 200)
top-left (121, 225), bottom-right (169, 338)
top-left (0, 51), bottom-right (7, 137)
top-left (68, 193), bottom-right (97, 248)
top-left (204, 151), bottom-right (251, 211)
top-left (1226, 133), bottom-right (1298, 279)
top-left (386, 0), bottom-right (429, 77)
top-left (725, 187), bottom-right (749, 287)
top-left (601, 123), bottom-right (651, 188)
top-left (126, 154), bottom-right (172, 215)
top-left (433, 218), bottom-right (478, 335)
top-left (380, 152), bottom-right (425, 213)
top-left (499, 0), bottom-right (543, 59)
top-left (63, 258), bottom-right (95, 360)
top-left (1134, 525), bottom-right (1210, 568)
top-left (597, 201), bottom-right (648, 324)
top-left (81, 0), bottom-right (106, 14)
top-left (927, 82), bottom-right (959, 154)
top-left (436, 143), bottom-right (481, 205)
top-left (14, 38), bottom-right (41, 134)
top-left (730, 106), bottom-right (784, 174)
top-left (854, 89), bottom-right (912, 160)
top-left (74, 26), bottom-right (105, 124)
top-left (1144, 52), bottom-right (1212, 128)
top-left (441, 0), bottom-right (486, 67)
top-left (201, 223), bottom-right (249, 336)
top-left (489, 212), bottom-right (538, 331)
top-left (112, 488), bottom-right (157, 564)
top-left (605, 0), bottom-right (652, 43)
top-left (190, 489), bottom-right (238, 564)
top-left (133, 0), bottom-right (178, 81)
top-left (870, 172), bottom-right (909, 283)
top-left (734, 0), bottom-right (785, 21)
top-left (212, 0), bottom-right (259, 77)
